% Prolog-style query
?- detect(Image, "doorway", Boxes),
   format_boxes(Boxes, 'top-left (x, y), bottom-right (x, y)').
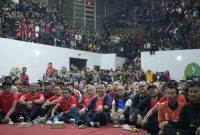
top-left (69, 57), bottom-right (87, 70)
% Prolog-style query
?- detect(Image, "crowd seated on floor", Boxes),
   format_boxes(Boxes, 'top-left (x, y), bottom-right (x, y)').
top-left (0, 63), bottom-right (200, 135)
top-left (0, 0), bottom-right (199, 59)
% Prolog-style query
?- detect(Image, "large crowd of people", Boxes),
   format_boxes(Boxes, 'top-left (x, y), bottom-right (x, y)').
top-left (1, 0), bottom-right (199, 59)
top-left (0, 63), bottom-right (200, 135)
top-left (0, 0), bottom-right (200, 134)
top-left (104, 0), bottom-right (200, 51)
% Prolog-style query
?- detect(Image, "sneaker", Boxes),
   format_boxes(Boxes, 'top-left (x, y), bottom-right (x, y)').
top-left (32, 116), bottom-right (41, 124)
top-left (76, 120), bottom-right (84, 126)
top-left (94, 122), bottom-right (100, 128)
top-left (46, 120), bottom-right (53, 125)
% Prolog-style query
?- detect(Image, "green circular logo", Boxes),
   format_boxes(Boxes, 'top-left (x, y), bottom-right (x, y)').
top-left (184, 63), bottom-right (200, 77)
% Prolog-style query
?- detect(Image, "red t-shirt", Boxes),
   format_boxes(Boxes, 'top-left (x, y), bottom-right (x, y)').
top-left (108, 90), bottom-right (116, 100)
top-left (47, 95), bottom-right (61, 102)
top-left (159, 94), bottom-right (186, 104)
top-left (83, 95), bottom-right (94, 107)
top-left (57, 96), bottom-right (78, 112)
top-left (95, 97), bottom-right (104, 110)
top-left (20, 73), bottom-right (29, 82)
top-left (18, 92), bottom-right (28, 99)
top-left (46, 67), bottom-right (56, 75)
top-left (0, 92), bottom-right (18, 113)
top-left (150, 99), bottom-right (158, 109)
top-left (22, 92), bottom-right (44, 101)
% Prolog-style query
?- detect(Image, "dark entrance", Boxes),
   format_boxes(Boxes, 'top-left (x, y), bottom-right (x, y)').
top-left (69, 57), bottom-right (87, 70)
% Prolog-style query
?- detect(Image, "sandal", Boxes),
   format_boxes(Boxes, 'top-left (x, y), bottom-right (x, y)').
top-left (78, 124), bottom-right (88, 129)
top-left (129, 127), bottom-right (140, 132)
top-left (113, 124), bottom-right (121, 128)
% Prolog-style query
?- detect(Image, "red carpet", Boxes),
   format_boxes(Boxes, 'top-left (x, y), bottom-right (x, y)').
top-left (0, 124), bottom-right (145, 135)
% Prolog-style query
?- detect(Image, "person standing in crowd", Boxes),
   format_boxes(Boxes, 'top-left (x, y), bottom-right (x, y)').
top-left (19, 67), bottom-right (29, 83)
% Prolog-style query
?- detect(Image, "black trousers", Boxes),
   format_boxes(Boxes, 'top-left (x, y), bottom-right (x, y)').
top-left (0, 111), bottom-right (20, 123)
top-left (163, 124), bottom-right (190, 135)
top-left (20, 104), bottom-right (41, 121)
top-left (143, 112), bottom-right (160, 135)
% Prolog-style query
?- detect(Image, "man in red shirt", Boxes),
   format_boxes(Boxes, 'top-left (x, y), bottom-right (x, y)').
top-left (19, 83), bottom-right (45, 122)
top-left (79, 83), bottom-right (112, 127)
top-left (0, 81), bottom-right (19, 123)
top-left (40, 84), bottom-right (63, 121)
top-left (20, 67), bottom-right (29, 83)
top-left (46, 62), bottom-right (56, 77)
top-left (82, 85), bottom-right (96, 107)
top-left (51, 87), bottom-right (79, 123)
top-left (67, 82), bottom-right (82, 103)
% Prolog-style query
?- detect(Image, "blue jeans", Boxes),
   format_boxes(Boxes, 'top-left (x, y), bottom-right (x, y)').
top-left (82, 110), bottom-right (109, 126)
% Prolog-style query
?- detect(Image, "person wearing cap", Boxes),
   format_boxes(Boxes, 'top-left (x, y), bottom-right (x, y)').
top-left (19, 83), bottom-right (45, 122)
top-left (19, 67), bottom-right (29, 83)
top-left (40, 84), bottom-right (63, 122)
top-left (138, 84), bottom-right (162, 133)
top-left (50, 87), bottom-right (79, 123)
top-left (0, 81), bottom-right (19, 123)
top-left (43, 81), bottom-right (54, 100)
top-left (130, 83), bottom-right (163, 129)
top-left (79, 83), bottom-right (112, 127)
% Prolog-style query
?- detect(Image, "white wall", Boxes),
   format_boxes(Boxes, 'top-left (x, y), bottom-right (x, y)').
top-left (0, 38), bottom-right (125, 82)
top-left (100, 54), bottom-right (116, 70)
top-left (115, 56), bottom-right (126, 70)
top-left (141, 49), bottom-right (200, 81)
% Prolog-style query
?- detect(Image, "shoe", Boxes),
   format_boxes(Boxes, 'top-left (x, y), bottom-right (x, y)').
top-left (78, 124), bottom-right (87, 129)
top-left (32, 116), bottom-right (41, 124)
top-left (46, 120), bottom-right (53, 125)
top-left (94, 122), bottom-right (100, 128)
top-left (76, 120), bottom-right (84, 126)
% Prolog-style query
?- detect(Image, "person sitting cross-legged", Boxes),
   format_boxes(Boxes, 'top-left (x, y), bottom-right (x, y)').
top-left (50, 87), bottom-right (81, 124)
top-left (40, 84), bottom-right (63, 123)
top-left (111, 85), bottom-right (132, 126)
top-left (79, 83), bottom-right (112, 127)
top-left (19, 83), bottom-right (45, 122)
